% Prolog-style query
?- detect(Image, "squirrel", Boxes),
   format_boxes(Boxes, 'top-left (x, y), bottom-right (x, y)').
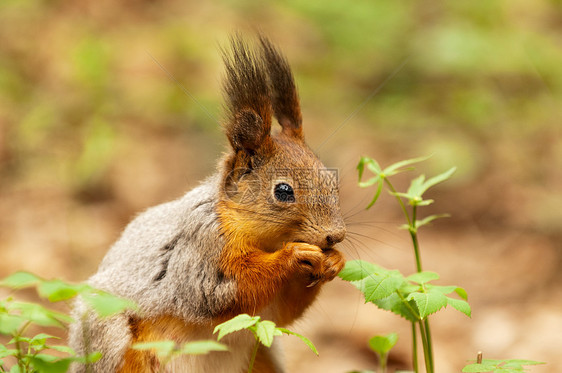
top-left (69, 34), bottom-right (346, 373)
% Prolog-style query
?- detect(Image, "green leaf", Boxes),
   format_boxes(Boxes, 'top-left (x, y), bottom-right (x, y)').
top-left (9, 301), bottom-right (72, 328)
top-left (368, 332), bottom-right (398, 356)
top-left (81, 291), bottom-right (137, 317)
top-left (0, 345), bottom-right (18, 359)
top-left (48, 345), bottom-right (75, 355)
top-left (38, 280), bottom-right (86, 302)
top-left (446, 297), bottom-right (472, 317)
top-left (406, 174), bottom-right (426, 197)
top-left (501, 359), bottom-right (545, 366)
top-left (455, 287), bottom-right (469, 300)
top-left (132, 341), bottom-right (176, 357)
top-left (181, 341), bottom-right (228, 355)
top-left (213, 314), bottom-right (260, 341)
top-left (72, 351), bottom-right (102, 364)
top-left (255, 320), bottom-right (279, 347)
top-left (365, 179), bottom-right (384, 209)
top-left (0, 272), bottom-right (41, 289)
top-left (408, 290), bottom-right (448, 319)
top-left (338, 260), bottom-right (383, 282)
top-left (358, 176), bottom-right (380, 188)
top-left (406, 271), bottom-right (440, 284)
top-left (29, 356), bottom-right (72, 373)
top-left (423, 167), bottom-right (456, 192)
top-left (373, 293), bottom-right (419, 322)
top-left (0, 313), bottom-right (25, 334)
top-left (277, 328), bottom-right (318, 356)
top-left (359, 270), bottom-right (405, 302)
top-left (415, 214), bottom-right (450, 229)
top-left (462, 363), bottom-right (497, 372)
top-left (383, 155), bottom-right (431, 176)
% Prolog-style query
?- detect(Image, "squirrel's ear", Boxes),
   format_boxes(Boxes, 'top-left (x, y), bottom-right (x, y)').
top-left (226, 108), bottom-right (271, 152)
top-left (222, 35), bottom-right (273, 153)
top-left (259, 35), bottom-right (303, 139)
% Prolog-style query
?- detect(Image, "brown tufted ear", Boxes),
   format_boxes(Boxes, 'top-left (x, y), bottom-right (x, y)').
top-left (259, 35), bottom-right (303, 139)
top-left (222, 35), bottom-right (273, 153)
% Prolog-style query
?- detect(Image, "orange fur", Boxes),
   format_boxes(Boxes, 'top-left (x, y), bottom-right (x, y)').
top-left (217, 200), bottom-right (343, 325)
top-left (118, 316), bottom-right (194, 373)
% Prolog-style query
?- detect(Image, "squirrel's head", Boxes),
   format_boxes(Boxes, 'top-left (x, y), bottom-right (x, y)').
top-left (217, 35), bottom-right (346, 251)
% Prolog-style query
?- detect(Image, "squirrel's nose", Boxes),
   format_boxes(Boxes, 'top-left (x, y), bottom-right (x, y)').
top-left (325, 228), bottom-right (346, 247)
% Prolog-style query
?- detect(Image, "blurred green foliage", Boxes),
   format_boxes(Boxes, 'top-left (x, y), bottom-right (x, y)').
top-left (0, 0), bottom-right (560, 226)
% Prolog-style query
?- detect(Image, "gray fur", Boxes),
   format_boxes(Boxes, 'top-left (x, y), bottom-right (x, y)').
top-left (69, 176), bottom-right (239, 372)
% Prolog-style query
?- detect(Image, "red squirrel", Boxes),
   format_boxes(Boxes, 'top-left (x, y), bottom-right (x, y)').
top-left (69, 34), bottom-right (346, 373)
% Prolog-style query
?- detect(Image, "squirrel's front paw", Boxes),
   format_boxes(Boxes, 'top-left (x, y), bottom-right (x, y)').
top-left (320, 248), bottom-right (345, 282)
top-left (285, 243), bottom-right (345, 287)
top-left (285, 242), bottom-right (325, 286)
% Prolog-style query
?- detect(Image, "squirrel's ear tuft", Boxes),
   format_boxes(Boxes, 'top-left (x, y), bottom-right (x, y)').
top-left (222, 35), bottom-right (273, 153)
top-left (226, 109), bottom-right (270, 152)
top-left (259, 35), bottom-right (303, 139)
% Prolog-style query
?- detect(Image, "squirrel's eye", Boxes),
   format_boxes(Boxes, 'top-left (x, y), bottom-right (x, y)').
top-left (274, 183), bottom-right (295, 203)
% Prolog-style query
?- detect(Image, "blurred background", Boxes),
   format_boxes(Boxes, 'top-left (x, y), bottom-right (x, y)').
top-left (1, 0), bottom-right (561, 371)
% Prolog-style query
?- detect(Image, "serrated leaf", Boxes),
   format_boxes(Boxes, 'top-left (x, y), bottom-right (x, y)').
top-left (338, 260), bottom-right (383, 282)
top-left (213, 314), bottom-right (260, 341)
top-left (406, 271), bottom-right (440, 284)
top-left (359, 270), bottom-right (405, 302)
top-left (81, 291), bottom-right (136, 318)
top-left (446, 297), bottom-right (472, 317)
top-left (373, 293), bottom-right (419, 322)
top-left (426, 285), bottom-right (457, 295)
top-left (0, 313), bottom-right (25, 334)
top-left (462, 363), bottom-right (497, 372)
top-left (254, 320), bottom-right (278, 347)
top-left (368, 332), bottom-right (398, 356)
top-left (408, 291), bottom-right (448, 319)
top-left (181, 340), bottom-right (228, 355)
top-left (132, 341), bottom-right (176, 357)
top-left (277, 328), bottom-right (318, 356)
top-left (0, 272), bottom-right (42, 289)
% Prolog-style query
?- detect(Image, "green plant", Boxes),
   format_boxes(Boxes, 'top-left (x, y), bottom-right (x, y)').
top-left (340, 156), bottom-right (469, 373)
top-left (463, 359), bottom-right (545, 372)
top-left (132, 340), bottom-right (228, 373)
top-left (0, 271), bottom-right (135, 372)
top-left (368, 332), bottom-right (398, 373)
top-left (213, 313), bottom-right (318, 373)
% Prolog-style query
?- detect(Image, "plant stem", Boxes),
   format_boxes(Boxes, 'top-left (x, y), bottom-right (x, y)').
top-left (379, 352), bottom-right (388, 373)
top-left (411, 322), bottom-right (419, 373)
top-left (384, 179), bottom-right (412, 226)
top-left (247, 340), bottom-right (260, 373)
top-left (418, 321), bottom-right (433, 373)
top-left (424, 319), bottom-right (435, 372)
top-left (410, 205), bottom-right (423, 272)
